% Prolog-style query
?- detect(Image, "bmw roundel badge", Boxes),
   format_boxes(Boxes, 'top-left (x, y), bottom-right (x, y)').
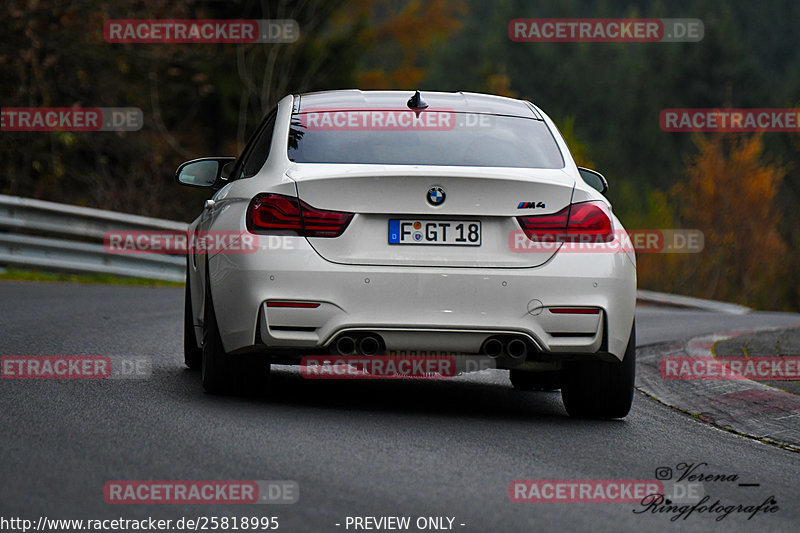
top-left (427, 186), bottom-right (446, 206)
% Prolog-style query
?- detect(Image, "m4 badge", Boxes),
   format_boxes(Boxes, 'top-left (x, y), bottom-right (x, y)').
top-left (517, 201), bottom-right (546, 209)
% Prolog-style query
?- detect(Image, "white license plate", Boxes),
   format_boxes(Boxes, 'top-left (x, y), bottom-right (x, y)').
top-left (388, 219), bottom-right (481, 246)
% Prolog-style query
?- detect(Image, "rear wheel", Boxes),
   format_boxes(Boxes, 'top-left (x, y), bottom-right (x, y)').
top-left (183, 278), bottom-right (202, 370)
top-left (561, 322), bottom-right (636, 419)
top-left (509, 369), bottom-right (560, 391)
top-left (201, 281), bottom-right (233, 393)
top-left (201, 274), bottom-right (270, 394)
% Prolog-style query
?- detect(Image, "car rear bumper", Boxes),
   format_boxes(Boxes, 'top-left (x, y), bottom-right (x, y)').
top-left (209, 238), bottom-right (636, 360)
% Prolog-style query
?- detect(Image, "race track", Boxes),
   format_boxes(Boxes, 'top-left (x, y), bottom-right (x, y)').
top-left (2, 282), bottom-right (799, 532)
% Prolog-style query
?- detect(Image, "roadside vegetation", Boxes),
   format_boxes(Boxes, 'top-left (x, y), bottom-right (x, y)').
top-left (0, 268), bottom-right (182, 287)
top-left (3, 0), bottom-right (799, 310)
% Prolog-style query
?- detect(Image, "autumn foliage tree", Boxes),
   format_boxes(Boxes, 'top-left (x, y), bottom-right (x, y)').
top-left (647, 134), bottom-right (789, 309)
top-left (0, 0), bottom-right (376, 220)
top-left (353, 0), bottom-right (464, 89)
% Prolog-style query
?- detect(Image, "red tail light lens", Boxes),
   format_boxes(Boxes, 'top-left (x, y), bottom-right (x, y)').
top-left (247, 193), bottom-right (354, 237)
top-left (517, 201), bottom-right (613, 243)
top-left (565, 201), bottom-right (613, 241)
top-left (248, 194), bottom-right (303, 232)
top-left (516, 206), bottom-right (570, 241)
top-left (300, 202), bottom-right (355, 237)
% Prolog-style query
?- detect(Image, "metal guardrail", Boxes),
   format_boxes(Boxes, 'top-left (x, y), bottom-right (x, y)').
top-left (636, 289), bottom-right (750, 315)
top-left (0, 195), bottom-right (187, 282)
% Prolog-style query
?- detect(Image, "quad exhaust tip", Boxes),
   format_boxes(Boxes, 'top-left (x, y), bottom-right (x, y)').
top-left (481, 336), bottom-right (531, 360)
top-left (482, 338), bottom-right (504, 358)
top-left (358, 336), bottom-right (381, 356)
top-left (334, 335), bottom-right (356, 355)
top-left (332, 333), bottom-right (384, 356)
top-left (333, 333), bottom-right (529, 359)
top-left (506, 338), bottom-right (528, 359)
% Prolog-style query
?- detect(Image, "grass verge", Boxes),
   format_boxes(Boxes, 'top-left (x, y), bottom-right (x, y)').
top-left (0, 268), bottom-right (183, 287)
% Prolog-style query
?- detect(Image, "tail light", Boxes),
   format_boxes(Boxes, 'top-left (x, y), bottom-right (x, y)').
top-left (247, 193), bottom-right (354, 237)
top-left (517, 201), bottom-right (613, 243)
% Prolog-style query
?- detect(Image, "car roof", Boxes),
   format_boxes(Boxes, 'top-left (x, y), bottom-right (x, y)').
top-left (292, 90), bottom-right (541, 119)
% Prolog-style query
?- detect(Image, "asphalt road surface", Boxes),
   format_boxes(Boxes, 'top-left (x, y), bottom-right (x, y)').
top-left (2, 282), bottom-right (800, 533)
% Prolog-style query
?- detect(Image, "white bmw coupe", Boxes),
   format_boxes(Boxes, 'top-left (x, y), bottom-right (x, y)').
top-left (177, 89), bottom-right (636, 418)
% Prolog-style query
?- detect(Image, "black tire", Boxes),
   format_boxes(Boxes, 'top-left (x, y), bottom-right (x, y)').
top-left (183, 279), bottom-right (202, 370)
top-left (201, 281), bottom-right (234, 393)
top-left (509, 369), bottom-right (561, 391)
top-left (201, 273), bottom-right (271, 394)
top-left (561, 322), bottom-right (636, 419)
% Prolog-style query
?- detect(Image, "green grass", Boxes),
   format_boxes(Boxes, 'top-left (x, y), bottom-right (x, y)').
top-left (0, 268), bottom-right (183, 287)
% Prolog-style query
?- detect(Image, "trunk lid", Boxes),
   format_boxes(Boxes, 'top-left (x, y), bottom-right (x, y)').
top-left (287, 164), bottom-right (575, 268)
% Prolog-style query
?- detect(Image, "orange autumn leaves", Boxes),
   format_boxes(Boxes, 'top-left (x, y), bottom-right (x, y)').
top-left (638, 134), bottom-right (790, 309)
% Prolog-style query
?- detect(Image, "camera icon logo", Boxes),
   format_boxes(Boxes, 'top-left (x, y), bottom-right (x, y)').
top-left (655, 467), bottom-right (673, 480)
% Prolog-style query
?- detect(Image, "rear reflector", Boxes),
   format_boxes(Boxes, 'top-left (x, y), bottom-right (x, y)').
top-left (548, 308), bottom-right (601, 314)
top-left (267, 301), bottom-right (321, 308)
top-left (247, 193), bottom-right (354, 237)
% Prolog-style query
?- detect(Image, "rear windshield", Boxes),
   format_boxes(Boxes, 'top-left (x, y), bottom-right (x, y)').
top-left (287, 110), bottom-right (564, 168)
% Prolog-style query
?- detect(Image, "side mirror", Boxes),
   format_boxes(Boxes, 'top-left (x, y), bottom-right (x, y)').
top-left (175, 157), bottom-right (236, 188)
top-left (578, 167), bottom-right (608, 195)
top-left (220, 161), bottom-right (236, 180)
